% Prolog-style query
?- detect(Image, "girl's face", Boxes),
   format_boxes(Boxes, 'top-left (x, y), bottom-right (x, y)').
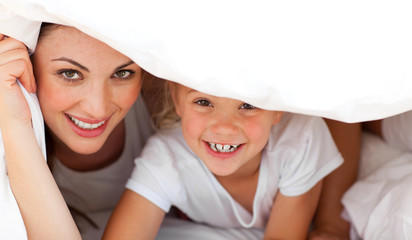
top-left (171, 83), bottom-right (283, 177)
top-left (32, 26), bottom-right (142, 155)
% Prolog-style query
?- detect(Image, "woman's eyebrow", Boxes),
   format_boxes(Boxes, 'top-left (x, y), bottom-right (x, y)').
top-left (114, 60), bottom-right (135, 72)
top-left (52, 57), bottom-right (89, 72)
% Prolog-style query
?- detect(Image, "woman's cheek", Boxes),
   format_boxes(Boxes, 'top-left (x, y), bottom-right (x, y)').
top-left (113, 86), bottom-right (141, 109)
top-left (40, 85), bottom-right (76, 111)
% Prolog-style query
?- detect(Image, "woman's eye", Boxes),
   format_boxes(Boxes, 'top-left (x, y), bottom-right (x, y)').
top-left (240, 103), bottom-right (257, 110)
top-left (63, 70), bottom-right (79, 79)
top-left (194, 99), bottom-right (212, 107)
top-left (113, 70), bottom-right (134, 79)
top-left (58, 70), bottom-right (81, 82)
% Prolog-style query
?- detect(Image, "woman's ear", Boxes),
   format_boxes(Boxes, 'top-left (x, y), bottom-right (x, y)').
top-left (272, 111), bottom-right (284, 125)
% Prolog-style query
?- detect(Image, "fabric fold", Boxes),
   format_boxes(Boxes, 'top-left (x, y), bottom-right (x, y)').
top-left (2, 0), bottom-right (412, 122)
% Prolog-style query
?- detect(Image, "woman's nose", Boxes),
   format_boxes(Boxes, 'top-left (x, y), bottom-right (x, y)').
top-left (80, 83), bottom-right (111, 119)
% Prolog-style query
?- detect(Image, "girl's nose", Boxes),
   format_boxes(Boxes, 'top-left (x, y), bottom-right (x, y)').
top-left (209, 111), bottom-right (239, 136)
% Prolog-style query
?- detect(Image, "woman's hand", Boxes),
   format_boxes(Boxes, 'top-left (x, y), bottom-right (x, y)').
top-left (0, 34), bottom-right (36, 129)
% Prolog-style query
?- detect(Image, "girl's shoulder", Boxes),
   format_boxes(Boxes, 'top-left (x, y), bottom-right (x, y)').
top-left (151, 123), bottom-right (185, 146)
top-left (269, 113), bottom-right (327, 143)
top-left (140, 123), bottom-right (193, 164)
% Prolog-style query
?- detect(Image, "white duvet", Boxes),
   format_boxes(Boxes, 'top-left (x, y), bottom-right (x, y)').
top-left (2, 0), bottom-right (412, 238)
top-left (343, 132), bottom-right (412, 239)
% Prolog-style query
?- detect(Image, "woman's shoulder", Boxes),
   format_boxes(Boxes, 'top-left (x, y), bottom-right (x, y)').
top-left (125, 96), bottom-right (153, 131)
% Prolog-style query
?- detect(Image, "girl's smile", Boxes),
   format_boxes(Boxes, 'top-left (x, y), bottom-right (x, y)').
top-left (170, 83), bottom-right (283, 177)
top-left (203, 140), bottom-right (245, 159)
top-left (206, 141), bottom-right (242, 153)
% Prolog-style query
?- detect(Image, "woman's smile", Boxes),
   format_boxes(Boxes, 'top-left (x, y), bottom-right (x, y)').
top-left (65, 113), bottom-right (111, 138)
top-left (33, 26), bottom-right (142, 154)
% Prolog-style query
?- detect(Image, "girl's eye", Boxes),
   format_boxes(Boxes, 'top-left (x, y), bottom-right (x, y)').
top-left (240, 103), bottom-right (257, 110)
top-left (194, 99), bottom-right (212, 107)
top-left (113, 70), bottom-right (134, 79)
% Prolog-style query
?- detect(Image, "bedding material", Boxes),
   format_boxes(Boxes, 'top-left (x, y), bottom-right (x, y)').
top-left (2, 1), bottom-right (412, 122)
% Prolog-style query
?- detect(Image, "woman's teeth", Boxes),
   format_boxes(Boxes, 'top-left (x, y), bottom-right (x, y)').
top-left (208, 142), bottom-right (240, 153)
top-left (68, 115), bottom-right (105, 130)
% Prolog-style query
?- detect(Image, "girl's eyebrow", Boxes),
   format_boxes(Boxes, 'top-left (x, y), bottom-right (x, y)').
top-left (52, 57), bottom-right (89, 72)
top-left (114, 60), bottom-right (135, 72)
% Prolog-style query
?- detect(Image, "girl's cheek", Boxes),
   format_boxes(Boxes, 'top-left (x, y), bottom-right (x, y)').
top-left (243, 118), bottom-right (271, 140)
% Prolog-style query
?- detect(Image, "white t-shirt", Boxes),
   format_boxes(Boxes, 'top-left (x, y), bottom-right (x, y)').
top-left (52, 97), bottom-right (153, 240)
top-left (127, 113), bottom-right (343, 229)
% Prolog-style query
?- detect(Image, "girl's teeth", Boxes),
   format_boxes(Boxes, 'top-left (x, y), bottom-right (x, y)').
top-left (69, 115), bottom-right (105, 130)
top-left (208, 142), bottom-right (240, 153)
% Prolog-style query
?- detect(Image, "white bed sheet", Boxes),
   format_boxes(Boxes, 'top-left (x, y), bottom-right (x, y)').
top-left (343, 133), bottom-right (412, 240)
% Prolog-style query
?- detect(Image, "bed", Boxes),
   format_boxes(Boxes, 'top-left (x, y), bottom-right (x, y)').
top-left (2, 1), bottom-right (412, 239)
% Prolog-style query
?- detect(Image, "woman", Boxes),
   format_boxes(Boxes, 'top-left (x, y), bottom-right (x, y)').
top-left (0, 23), bottom-right (154, 239)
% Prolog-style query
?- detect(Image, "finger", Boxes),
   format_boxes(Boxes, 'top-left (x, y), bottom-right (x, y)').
top-left (0, 60), bottom-right (32, 90)
top-left (0, 61), bottom-right (24, 88)
top-left (0, 37), bottom-right (27, 55)
top-left (0, 34), bottom-right (4, 40)
top-left (0, 60), bottom-right (32, 129)
top-left (0, 51), bottom-right (34, 93)
top-left (0, 48), bottom-right (35, 93)
top-left (0, 48), bottom-right (29, 65)
top-left (0, 37), bottom-right (35, 92)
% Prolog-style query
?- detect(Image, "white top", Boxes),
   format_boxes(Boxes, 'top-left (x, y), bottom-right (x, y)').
top-left (52, 97), bottom-right (153, 240)
top-left (127, 113), bottom-right (343, 229)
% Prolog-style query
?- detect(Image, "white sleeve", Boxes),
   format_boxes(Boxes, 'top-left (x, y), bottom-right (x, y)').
top-left (382, 111), bottom-right (412, 152)
top-left (126, 133), bottom-right (185, 213)
top-left (277, 116), bottom-right (343, 197)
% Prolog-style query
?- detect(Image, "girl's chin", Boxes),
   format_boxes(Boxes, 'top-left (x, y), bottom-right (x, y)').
top-left (204, 161), bottom-right (237, 177)
top-left (211, 169), bottom-right (236, 177)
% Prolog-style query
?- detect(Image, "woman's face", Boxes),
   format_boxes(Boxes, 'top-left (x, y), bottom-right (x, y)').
top-left (32, 26), bottom-right (142, 154)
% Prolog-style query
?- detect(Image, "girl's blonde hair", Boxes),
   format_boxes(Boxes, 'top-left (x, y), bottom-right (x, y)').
top-left (147, 80), bottom-right (181, 129)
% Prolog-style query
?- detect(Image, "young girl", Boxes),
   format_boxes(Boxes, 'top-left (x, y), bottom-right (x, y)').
top-left (104, 81), bottom-right (344, 239)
